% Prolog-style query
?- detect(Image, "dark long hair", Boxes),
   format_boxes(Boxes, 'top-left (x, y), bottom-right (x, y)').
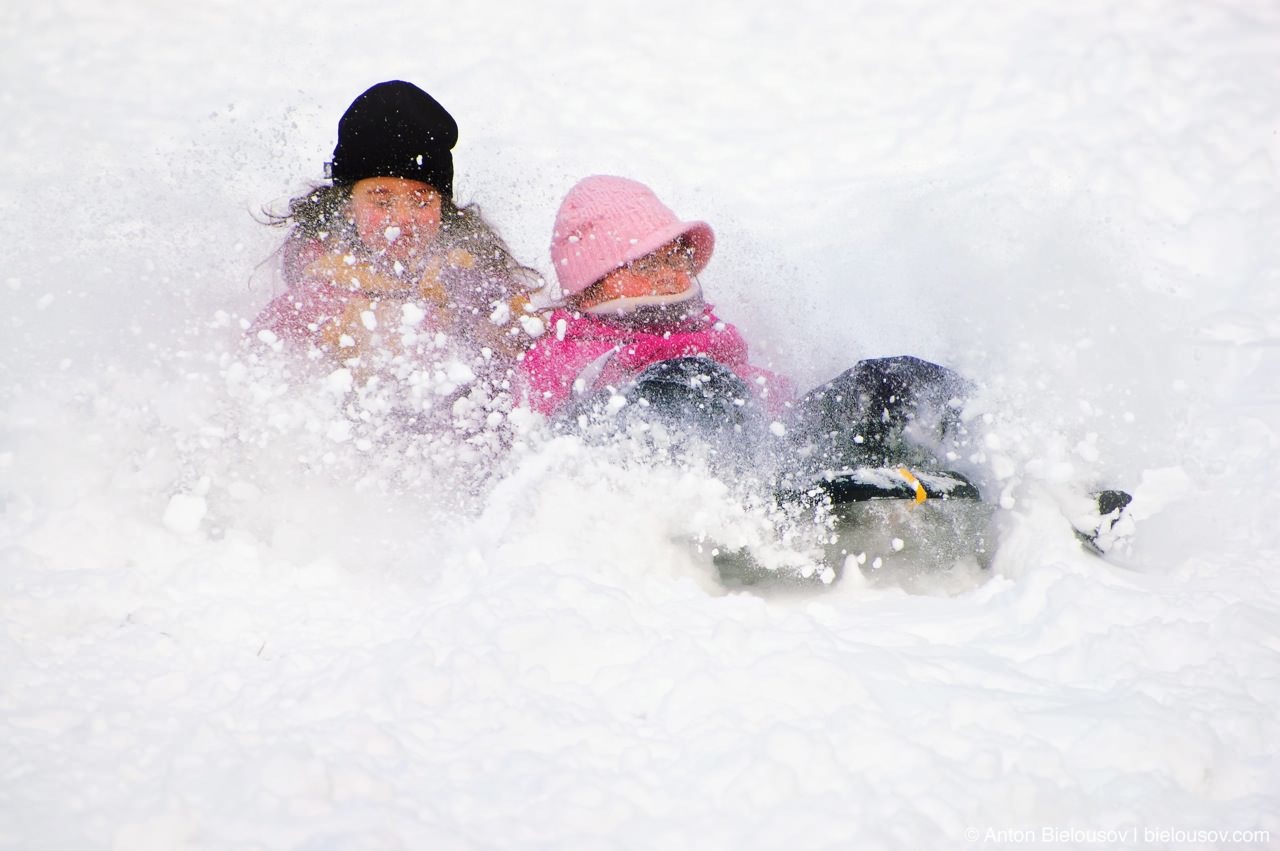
top-left (265, 182), bottom-right (538, 289)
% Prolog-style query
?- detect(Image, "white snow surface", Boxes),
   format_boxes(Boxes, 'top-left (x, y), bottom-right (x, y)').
top-left (3, 1), bottom-right (1280, 849)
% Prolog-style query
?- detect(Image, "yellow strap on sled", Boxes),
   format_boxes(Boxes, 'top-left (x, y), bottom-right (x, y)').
top-left (898, 466), bottom-right (928, 504)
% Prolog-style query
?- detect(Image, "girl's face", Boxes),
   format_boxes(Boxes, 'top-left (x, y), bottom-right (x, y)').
top-left (574, 240), bottom-right (697, 311)
top-left (348, 176), bottom-right (443, 264)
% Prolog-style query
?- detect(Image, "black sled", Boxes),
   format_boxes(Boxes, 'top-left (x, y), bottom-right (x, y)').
top-left (713, 465), bottom-right (995, 588)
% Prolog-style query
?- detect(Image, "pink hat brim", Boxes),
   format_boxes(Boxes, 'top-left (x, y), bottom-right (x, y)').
top-left (569, 219), bottom-right (714, 296)
top-left (627, 218), bottom-right (714, 275)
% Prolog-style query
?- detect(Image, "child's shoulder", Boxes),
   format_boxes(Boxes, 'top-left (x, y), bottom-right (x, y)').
top-left (281, 232), bottom-right (329, 285)
top-left (531, 307), bottom-right (626, 345)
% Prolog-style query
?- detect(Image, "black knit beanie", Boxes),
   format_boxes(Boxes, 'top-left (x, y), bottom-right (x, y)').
top-left (327, 81), bottom-right (458, 197)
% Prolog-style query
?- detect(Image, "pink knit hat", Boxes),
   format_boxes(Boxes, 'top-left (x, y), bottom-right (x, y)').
top-left (550, 175), bottom-right (715, 297)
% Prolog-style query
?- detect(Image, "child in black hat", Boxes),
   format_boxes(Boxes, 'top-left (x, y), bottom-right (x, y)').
top-left (252, 81), bottom-right (539, 377)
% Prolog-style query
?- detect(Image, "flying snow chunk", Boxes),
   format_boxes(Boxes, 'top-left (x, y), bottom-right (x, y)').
top-left (520, 315), bottom-right (547, 338)
top-left (325, 368), bottom-right (354, 394)
top-left (401, 303), bottom-right (426, 327)
top-left (769, 421), bottom-right (787, 437)
top-left (446, 361), bottom-right (476, 384)
top-left (163, 493), bottom-right (207, 534)
top-left (360, 310), bottom-right (377, 331)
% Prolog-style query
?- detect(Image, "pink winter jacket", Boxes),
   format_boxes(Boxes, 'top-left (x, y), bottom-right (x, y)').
top-left (250, 235), bottom-right (533, 364)
top-left (520, 305), bottom-right (793, 416)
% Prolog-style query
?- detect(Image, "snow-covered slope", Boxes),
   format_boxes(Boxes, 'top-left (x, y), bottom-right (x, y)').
top-left (2, 1), bottom-right (1278, 848)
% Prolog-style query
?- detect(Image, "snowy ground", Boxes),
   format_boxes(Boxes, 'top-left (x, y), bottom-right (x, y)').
top-left (3, 1), bottom-right (1280, 849)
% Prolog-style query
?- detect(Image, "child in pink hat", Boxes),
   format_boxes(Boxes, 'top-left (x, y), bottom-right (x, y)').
top-left (521, 175), bottom-right (793, 422)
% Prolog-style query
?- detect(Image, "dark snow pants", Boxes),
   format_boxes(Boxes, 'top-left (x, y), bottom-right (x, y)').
top-left (783, 355), bottom-right (973, 475)
top-left (566, 354), bottom-right (972, 478)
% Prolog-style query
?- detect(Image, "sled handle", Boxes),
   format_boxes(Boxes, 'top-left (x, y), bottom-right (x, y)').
top-left (897, 467), bottom-right (928, 504)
